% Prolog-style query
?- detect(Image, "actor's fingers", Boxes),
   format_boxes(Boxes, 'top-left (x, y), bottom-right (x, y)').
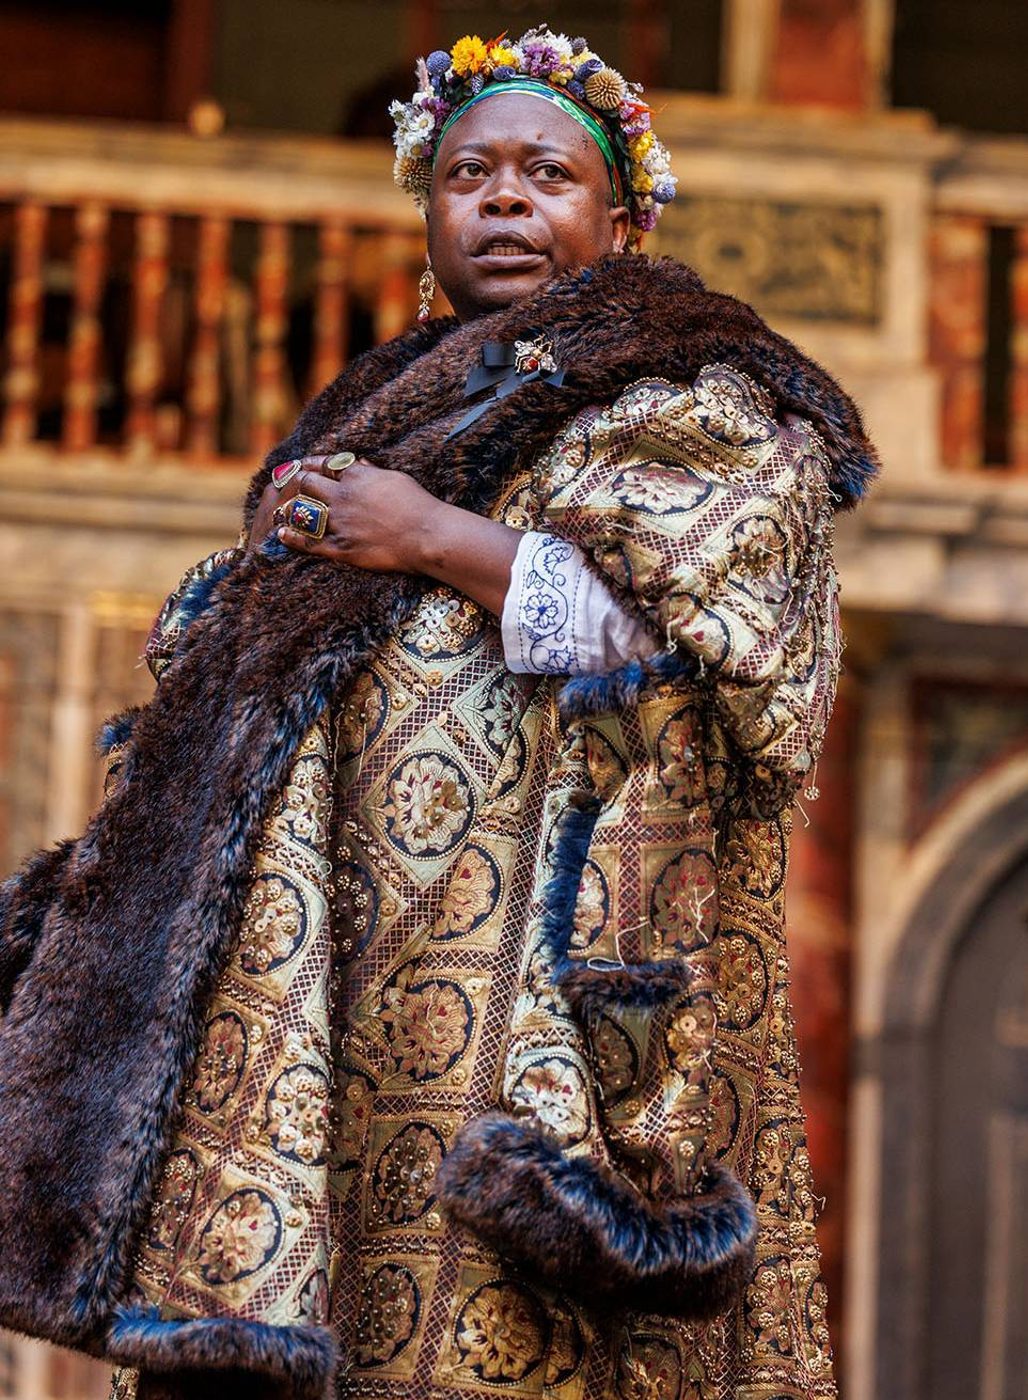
top-left (277, 525), bottom-right (322, 553)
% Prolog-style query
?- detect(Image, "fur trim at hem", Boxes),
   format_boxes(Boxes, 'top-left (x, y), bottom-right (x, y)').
top-left (107, 1307), bottom-right (336, 1400)
top-left (437, 1113), bottom-right (757, 1320)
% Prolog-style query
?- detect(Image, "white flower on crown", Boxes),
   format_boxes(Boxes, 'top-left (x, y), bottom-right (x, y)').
top-left (389, 100), bottom-right (435, 160)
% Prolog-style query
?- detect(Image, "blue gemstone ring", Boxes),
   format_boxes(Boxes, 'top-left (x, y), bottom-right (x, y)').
top-left (280, 493), bottom-right (329, 540)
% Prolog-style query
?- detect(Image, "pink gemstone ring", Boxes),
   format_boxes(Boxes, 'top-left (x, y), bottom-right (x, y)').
top-left (271, 458), bottom-right (304, 490)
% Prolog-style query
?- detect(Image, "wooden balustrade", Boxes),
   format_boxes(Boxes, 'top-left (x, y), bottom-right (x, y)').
top-left (0, 121), bottom-right (429, 465)
top-left (1, 116), bottom-right (1028, 473)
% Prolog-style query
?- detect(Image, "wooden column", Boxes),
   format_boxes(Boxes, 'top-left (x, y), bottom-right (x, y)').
top-left (787, 677), bottom-right (860, 1365)
top-left (250, 221), bottom-right (290, 457)
top-left (2, 200), bottom-right (48, 447)
top-left (126, 209), bottom-right (170, 457)
top-left (768, 0), bottom-right (869, 109)
top-left (1010, 224), bottom-right (1028, 472)
top-left (374, 231), bottom-right (416, 346)
top-left (63, 202), bottom-right (109, 452)
top-left (929, 214), bottom-right (988, 472)
top-left (186, 214), bottom-right (229, 456)
top-left (311, 221), bottom-right (352, 395)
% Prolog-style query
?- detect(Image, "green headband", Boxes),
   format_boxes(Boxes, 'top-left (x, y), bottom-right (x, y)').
top-left (435, 77), bottom-right (624, 204)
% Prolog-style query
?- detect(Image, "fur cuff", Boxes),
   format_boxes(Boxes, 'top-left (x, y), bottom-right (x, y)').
top-left (437, 1113), bottom-right (757, 1320)
top-left (107, 1307), bottom-right (336, 1400)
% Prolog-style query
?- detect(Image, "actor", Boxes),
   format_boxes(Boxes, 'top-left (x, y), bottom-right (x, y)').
top-left (0, 25), bottom-right (874, 1400)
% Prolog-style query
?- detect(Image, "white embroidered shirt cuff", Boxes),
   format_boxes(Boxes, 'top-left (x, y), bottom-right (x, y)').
top-left (501, 531), bottom-right (659, 675)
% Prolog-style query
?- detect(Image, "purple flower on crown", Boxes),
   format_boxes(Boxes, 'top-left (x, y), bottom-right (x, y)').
top-left (426, 50), bottom-right (450, 78)
top-left (634, 207), bottom-right (659, 232)
top-left (519, 35), bottom-right (572, 78)
top-left (574, 57), bottom-right (603, 82)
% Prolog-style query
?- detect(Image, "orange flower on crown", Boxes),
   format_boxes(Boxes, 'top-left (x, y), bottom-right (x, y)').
top-left (450, 34), bottom-right (489, 77)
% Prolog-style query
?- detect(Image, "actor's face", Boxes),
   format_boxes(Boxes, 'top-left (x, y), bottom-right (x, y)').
top-left (427, 92), bottom-right (631, 322)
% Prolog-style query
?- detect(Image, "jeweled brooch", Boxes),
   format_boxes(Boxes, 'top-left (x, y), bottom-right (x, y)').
top-left (514, 337), bottom-right (557, 376)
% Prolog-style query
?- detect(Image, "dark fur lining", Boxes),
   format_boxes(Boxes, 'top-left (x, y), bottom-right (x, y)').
top-left (437, 1113), bottom-right (757, 1319)
top-left (108, 1307), bottom-right (335, 1400)
top-left (539, 794), bottom-right (692, 1011)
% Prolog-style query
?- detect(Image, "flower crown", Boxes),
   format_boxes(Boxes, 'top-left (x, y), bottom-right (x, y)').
top-left (389, 26), bottom-right (677, 247)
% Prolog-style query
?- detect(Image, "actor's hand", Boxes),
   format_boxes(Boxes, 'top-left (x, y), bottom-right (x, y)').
top-left (272, 459), bottom-right (442, 573)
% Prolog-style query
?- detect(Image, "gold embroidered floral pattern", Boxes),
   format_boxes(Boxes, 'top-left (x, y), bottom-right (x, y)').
top-left (382, 751), bottom-right (474, 858)
top-left (728, 515), bottom-right (790, 605)
top-left (650, 851), bottom-right (719, 951)
top-left (657, 715), bottom-right (705, 806)
top-left (332, 1068), bottom-right (376, 1169)
top-left (380, 965), bottom-right (472, 1081)
top-left (297, 1268), bottom-right (330, 1325)
top-left (264, 1063), bottom-right (330, 1165)
top-left (616, 1334), bottom-right (683, 1399)
top-left (433, 846), bottom-right (500, 938)
top-left (237, 875), bottom-right (306, 976)
top-left (613, 462), bottom-right (712, 515)
top-left (146, 1150), bottom-right (198, 1253)
top-left (369, 1122), bottom-right (444, 1226)
top-left (353, 1263), bottom-right (420, 1367)
top-left (718, 931), bottom-right (768, 1031)
top-left (746, 1259), bottom-right (796, 1355)
top-left (571, 859), bottom-right (609, 949)
top-left (191, 1011), bottom-right (248, 1112)
top-left (338, 671), bottom-right (389, 760)
top-left (454, 1281), bottom-right (547, 1382)
top-left (196, 1188), bottom-right (282, 1285)
top-left (510, 1057), bottom-right (591, 1144)
top-left (593, 1014), bottom-right (638, 1105)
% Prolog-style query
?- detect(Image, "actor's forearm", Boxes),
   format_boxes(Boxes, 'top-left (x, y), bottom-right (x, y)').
top-left (415, 500), bottom-right (521, 617)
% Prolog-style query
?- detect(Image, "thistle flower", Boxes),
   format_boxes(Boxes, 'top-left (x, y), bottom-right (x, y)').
top-left (394, 154), bottom-right (433, 205)
top-left (584, 67), bottom-right (627, 110)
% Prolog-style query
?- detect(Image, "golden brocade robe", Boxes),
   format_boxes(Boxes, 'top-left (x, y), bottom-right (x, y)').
top-left (118, 369), bottom-right (839, 1400)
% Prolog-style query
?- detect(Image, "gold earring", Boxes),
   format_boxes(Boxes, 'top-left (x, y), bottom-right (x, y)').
top-left (416, 259), bottom-right (435, 322)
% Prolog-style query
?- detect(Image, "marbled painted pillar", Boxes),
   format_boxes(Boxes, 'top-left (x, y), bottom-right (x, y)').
top-left (929, 214), bottom-right (988, 471)
top-left (768, 0), bottom-right (870, 109)
top-left (1011, 224), bottom-right (1028, 472)
top-left (786, 676), bottom-right (860, 1360)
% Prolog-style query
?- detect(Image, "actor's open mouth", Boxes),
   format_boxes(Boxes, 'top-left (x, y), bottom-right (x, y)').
top-left (473, 231), bottom-right (546, 262)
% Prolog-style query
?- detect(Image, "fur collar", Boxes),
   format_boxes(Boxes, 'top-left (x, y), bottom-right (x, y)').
top-left (0, 254), bottom-right (874, 1372)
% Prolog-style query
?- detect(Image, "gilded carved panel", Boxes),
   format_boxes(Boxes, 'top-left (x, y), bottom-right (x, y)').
top-left (656, 194), bottom-right (884, 326)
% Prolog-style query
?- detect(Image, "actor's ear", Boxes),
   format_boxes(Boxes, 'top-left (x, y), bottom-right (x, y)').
top-left (610, 205), bottom-right (631, 253)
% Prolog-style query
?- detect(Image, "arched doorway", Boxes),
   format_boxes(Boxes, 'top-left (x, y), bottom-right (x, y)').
top-left (875, 785), bottom-right (1028, 1399)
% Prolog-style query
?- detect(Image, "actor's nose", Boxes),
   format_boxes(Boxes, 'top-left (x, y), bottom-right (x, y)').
top-left (480, 187), bottom-right (533, 218)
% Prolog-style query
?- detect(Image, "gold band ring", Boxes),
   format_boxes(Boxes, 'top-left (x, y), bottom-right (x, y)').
top-left (323, 451), bottom-right (357, 480)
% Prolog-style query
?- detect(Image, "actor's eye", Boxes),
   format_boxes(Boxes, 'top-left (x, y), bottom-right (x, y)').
top-left (535, 162), bottom-right (570, 181)
top-left (451, 159), bottom-right (487, 179)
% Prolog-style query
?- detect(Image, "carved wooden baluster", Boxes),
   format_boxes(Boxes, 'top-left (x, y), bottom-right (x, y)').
top-left (126, 209), bottom-right (170, 457)
top-left (2, 200), bottom-right (48, 447)
top-left (311, 220), bottom-right (352, 394)
top-left (929, 213), bottom-right (987, 471)
top-left (1011, 224), bottom-right (1028, 472)
top-left (63, 202), bottom-right (110, 452)
top-left (374, 231), bottom-right (416, 345)
top-left (186, 214), bottom-right (230, 456)
top-left (250, 220), bottom-right (290, 456)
